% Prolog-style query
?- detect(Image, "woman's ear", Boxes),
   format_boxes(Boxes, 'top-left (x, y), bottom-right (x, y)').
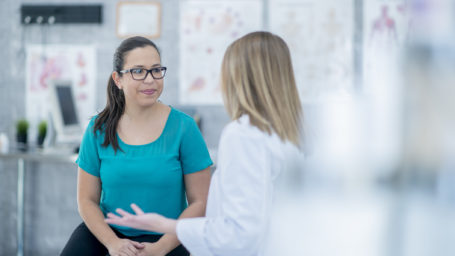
top-left (112, 71), bottom-right (122, 90)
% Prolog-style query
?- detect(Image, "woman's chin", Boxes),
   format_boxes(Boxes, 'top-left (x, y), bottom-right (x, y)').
top-left (138, 95), bottom-right (161, 106)
top-left (140, 100), bottom-right (158, 108)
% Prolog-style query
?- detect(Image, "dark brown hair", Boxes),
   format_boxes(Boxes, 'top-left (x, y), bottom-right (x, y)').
top-left (93, 36), bottom-right (160, 152)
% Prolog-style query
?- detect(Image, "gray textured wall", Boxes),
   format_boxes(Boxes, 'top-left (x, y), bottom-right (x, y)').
top-left (0, 0), bottom-right (230, 255)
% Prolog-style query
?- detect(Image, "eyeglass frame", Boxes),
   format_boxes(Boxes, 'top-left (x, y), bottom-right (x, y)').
top-left (119, 66), bottom-right (167, 80)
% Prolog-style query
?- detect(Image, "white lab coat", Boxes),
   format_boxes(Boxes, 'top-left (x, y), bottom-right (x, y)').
top-left (176, 115), bottom-right (302, 256)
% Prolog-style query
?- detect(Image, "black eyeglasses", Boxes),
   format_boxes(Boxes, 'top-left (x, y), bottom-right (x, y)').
top-left (119, 67), bottom-right (167, 80)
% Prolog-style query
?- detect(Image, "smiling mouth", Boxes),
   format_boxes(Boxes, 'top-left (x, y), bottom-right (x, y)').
top-left (141, 89), bottom-right (157, 95)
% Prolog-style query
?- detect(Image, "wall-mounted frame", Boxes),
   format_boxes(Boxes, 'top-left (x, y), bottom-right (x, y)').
top-left (116, 1), bottom-right (161, 39)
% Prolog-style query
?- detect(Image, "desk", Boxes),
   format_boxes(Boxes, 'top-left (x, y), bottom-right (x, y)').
top-left (0, 150), bottom-right (77, 256)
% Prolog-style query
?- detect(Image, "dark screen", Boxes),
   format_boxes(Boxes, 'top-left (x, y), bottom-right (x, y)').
top-left (56, 86), bottom-right (78, 125)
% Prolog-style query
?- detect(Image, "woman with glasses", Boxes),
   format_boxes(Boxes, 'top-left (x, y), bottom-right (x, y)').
top-left (61, 36), bottom-right (212, 256)
top-left (105, 31), bottom-right (303, 256)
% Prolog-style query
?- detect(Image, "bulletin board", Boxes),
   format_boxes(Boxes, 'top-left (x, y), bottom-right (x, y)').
top-left (179, 0), bottom-right (263, 105)
top-left (116, 1), bottom-right (161, 38)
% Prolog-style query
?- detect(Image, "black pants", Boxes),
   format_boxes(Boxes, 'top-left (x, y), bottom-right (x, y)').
top-left (60, 222), bottom-right (189, 256)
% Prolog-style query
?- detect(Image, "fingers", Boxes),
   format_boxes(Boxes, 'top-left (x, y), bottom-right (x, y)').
top-left (120, 250), bottom-right (132, 256)
top-left (131, 240), bottom-right (145, 249)
top-left (122, 240), bottom-right (142, 256)
top-left (105, 218), bottom-right (118, 225)
top-left (116, 208), bottom-right (132, 217)
top-left (122, 250), bottom-right (135, 256)
top-left (114, 249), bottom-right (134, 256)
top-left (130, 203), bottom-right (144, 215)
top-left (126, 243), bottom-right (138, 256)
top-left (107, 212), bottom-right (121, 219)
top-left (105, 213), bottom-right (121, 225)
top-left (109, 239), bottom-right (144, 256)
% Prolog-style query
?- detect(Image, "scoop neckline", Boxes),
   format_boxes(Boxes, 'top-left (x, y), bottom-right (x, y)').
top-left (116, 106), bottom-right (174, 148)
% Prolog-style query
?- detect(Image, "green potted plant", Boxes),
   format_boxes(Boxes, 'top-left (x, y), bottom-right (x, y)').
top-left (37, 120), bottom-right (47, 148)
top-left (16, 119), bottom-right (29, 151)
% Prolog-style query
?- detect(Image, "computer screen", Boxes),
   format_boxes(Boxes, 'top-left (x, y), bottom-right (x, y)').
top-left (49, 80), bottom-right (81, 144)
top-left (56, 85), bottom-right (78, 126)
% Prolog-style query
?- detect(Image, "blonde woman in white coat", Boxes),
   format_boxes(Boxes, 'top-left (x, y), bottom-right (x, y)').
top-left (105, 31), bottom-right (303, 256)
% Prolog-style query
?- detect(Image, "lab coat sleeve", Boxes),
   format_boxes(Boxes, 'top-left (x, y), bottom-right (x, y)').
top-left (176, 127), bottom-right (270, 256)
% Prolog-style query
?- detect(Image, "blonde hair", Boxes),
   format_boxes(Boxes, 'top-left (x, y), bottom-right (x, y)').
top-left (221, 31), bottom-right (303, 147)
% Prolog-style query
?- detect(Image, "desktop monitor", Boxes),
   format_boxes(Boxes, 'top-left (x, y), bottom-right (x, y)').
top-left (48, 80), bottom-right (82, 144)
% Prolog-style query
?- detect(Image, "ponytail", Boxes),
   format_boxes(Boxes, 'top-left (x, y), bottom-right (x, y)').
top-left (93, 75), bottom-right (125, 152)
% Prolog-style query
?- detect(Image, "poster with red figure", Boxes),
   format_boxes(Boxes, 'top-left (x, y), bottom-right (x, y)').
top-left (363, 0), bottom-right (411, 92)
top-left (25, 45), bottom-right (96, 138)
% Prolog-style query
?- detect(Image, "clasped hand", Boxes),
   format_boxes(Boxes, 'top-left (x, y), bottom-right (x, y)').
top-left (108, 239), bottom-right (165, 256)
top-left (105, 203), bottom-right (178, 254)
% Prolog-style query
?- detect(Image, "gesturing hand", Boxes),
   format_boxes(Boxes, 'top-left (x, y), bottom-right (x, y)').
top-left (105, 203), bottom-right (177, 235)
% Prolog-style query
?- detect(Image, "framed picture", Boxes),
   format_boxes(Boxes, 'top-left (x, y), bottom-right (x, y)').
top-left (116, 1), bottom-right (161, 38)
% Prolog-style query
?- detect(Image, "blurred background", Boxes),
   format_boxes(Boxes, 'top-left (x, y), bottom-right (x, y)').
top-left (1, 0), bottom-right (454, 255)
